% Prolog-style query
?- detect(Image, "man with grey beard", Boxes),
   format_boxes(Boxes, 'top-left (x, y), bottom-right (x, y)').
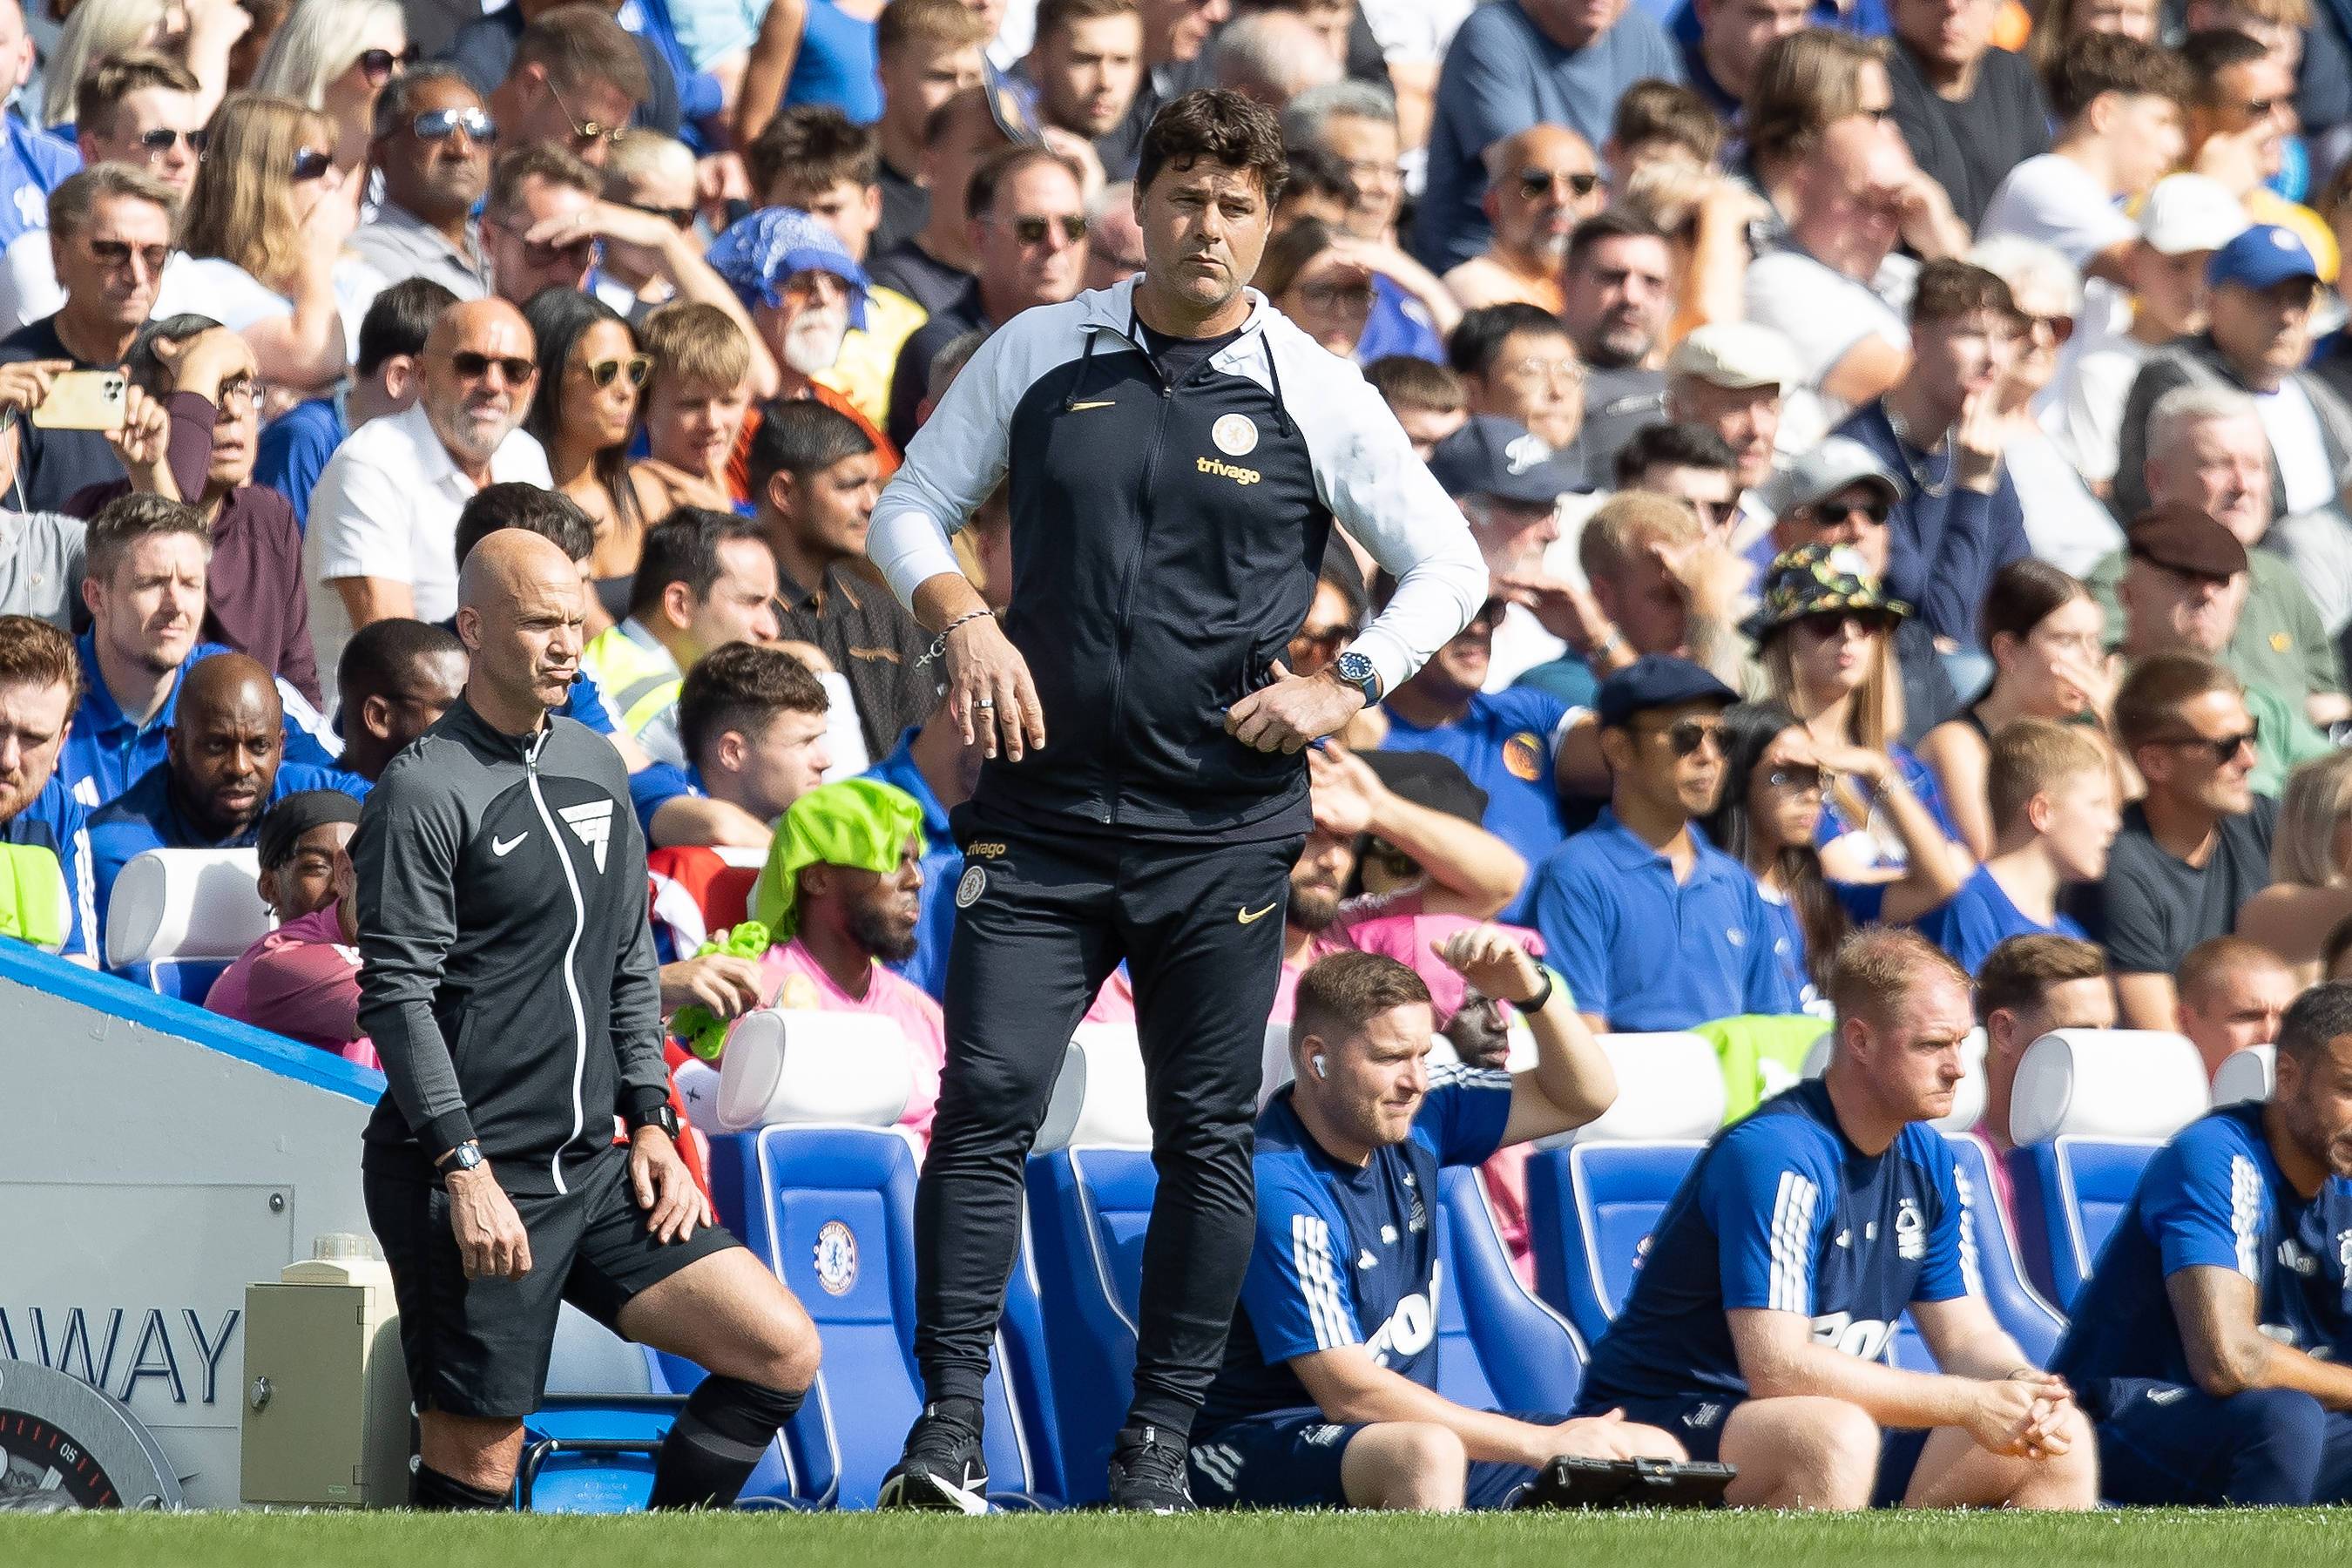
top-left (706, 206), bottom-right (877, 429)
top-left (305, 297), bottom-right (553, 696)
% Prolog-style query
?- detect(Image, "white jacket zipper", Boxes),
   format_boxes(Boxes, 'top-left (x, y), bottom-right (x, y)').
top-left (524, 732), bottom-right (590, 1194)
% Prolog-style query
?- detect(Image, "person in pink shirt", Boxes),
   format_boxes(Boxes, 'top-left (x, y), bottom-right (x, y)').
top-left (1273, 744), bottom-right (1530, 1024)
top-left (747, 777), bottom-right (947, 1147)
top-left (1974, 933), bottom-right (2114, 1216)
top-left (206, 788), bottom-right (380, 1069)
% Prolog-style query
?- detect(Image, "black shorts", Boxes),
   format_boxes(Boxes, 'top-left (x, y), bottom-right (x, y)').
top-left (1578, 1389), bottom-right (1929, 1507)
top-left (366, 1146), bottom-right (740, 1417)
top-left (1188, 1407), bottom-right (1565, 1511)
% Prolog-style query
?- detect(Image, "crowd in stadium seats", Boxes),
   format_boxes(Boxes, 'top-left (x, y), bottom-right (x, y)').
top-left (7, 0), bottom-right (2352, 1514)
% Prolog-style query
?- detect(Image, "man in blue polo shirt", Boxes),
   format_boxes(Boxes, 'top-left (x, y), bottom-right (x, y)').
top-left (0, 614), bottom-right (97, 963)
top-left (1525, 654), bottom-right (1794, 1032)
top-left (1189, 940), bottom-right (1687, 1511)
top-left (2049, 981), bottom-right (2352, 1505)
top-left (862, 698), bottom-right (979, 1001)
top-left (64, 497), bottom-right (339, 810)
top-left (86, 653), bottom-right (369, 946)
top-left (1575, 928), bottom-right (2097, 1511)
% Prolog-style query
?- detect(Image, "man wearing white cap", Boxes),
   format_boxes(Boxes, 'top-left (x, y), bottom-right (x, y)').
top-left (1665, 321), bottom-right (1801, 564)
top-left (2049, 173), bottom-right (2249, 490)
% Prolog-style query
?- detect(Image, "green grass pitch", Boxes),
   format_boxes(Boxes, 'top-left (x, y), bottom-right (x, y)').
top-left (3, 1508), bottom-right (2348, 1568)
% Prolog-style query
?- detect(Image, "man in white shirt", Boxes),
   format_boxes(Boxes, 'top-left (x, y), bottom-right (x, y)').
top-left (304, 297), bottom-right (551, 693)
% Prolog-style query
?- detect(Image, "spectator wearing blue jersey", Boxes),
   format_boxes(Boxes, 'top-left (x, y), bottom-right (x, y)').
top-left (1527, 654), bottom-right (1797, 1033)
top-left (1192, 943), bottom-right (1689, 1511)
top-left (0, 614), bottom-right (98, 964)
top-left (631, 641), bottom-right (832, 847)
top-left (1915, 718), bottom-right (2113, 976)
top-left (87, 652), bottom-right (372, 947)
top-left (1575, 928), bottom-right (2099, 1511)
top-left (2050, 980), bottom-right (2352, 1505)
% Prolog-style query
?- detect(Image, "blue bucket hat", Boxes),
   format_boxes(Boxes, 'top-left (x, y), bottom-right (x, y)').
top-left (705, 206), bottom-right (871, 330)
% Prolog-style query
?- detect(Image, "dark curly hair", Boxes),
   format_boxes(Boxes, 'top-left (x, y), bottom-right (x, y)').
top-left (1138, 88), bottom-right (1288, 206)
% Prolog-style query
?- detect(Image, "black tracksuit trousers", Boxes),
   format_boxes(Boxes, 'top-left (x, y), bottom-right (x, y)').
top-left (912, 810), bottom-right (1302, 1436)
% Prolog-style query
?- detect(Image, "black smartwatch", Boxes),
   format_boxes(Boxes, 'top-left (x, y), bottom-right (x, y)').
top-left (437, 1139), bottom-right (483, 1174)
top-left (628, 1104), bottom-right (681, 1140)
top-left (1332, 649), bottom-right (1382, 705)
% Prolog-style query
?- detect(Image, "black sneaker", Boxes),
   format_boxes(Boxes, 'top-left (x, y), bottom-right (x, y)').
top-left (1105, 1424), bottom-right (1195, 1513)
top-left (876, 1403), bottom-right (990, 1514)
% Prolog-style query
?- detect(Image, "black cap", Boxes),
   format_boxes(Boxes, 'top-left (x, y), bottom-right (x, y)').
top-left (1594, 653), bottom-right (1738, 730)
top-left (254, 789), bottom-right (364, 871)
top-left (1425, 415), bottom-right (1585, 505)
top-left (2127, 502), bottom-right (2249, 582)
top-left (1356, 748), bottom-right (1489, 824)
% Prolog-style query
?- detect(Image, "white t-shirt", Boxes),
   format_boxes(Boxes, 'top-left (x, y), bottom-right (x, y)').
top-left (171, 254), bottom-right (379, 363)
top-left (2006, 428), bottom-right (2124, 578)
top-left (304, 400), bottom-right (553, 704)
top-left (2049, 334), bottom-right (2148, 483)
top-left (2254, 377), bottom-right (2336, 515)
top-left (1978, 153), bottom-right (2136, 272)
top-left (1747, 247), bottom-right (1916, 453)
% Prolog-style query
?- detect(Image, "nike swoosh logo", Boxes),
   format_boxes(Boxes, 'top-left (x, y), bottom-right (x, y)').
top-left (492, 833), bottom-right (528, 856)
top-left (1237, 902), bottom-right (1278, 924)
top-left (1067, 400), bottom-right (1117, 411)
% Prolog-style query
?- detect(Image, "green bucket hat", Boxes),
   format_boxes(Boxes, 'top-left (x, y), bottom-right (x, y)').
top-left (752, 777), bottom-right (929, 940)
top-left (1746, 542), bottom-right (1910, 642)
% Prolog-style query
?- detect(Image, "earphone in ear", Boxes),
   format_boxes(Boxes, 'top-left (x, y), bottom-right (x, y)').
top-left (1311, 1054), bottom-right (1328, 1079)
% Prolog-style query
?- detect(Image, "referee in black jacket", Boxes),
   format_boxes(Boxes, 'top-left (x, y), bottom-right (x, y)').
top-left (866, 90), bottom-right (1489, 1511)
top-left (355, 530), bottom-right (821, 1511)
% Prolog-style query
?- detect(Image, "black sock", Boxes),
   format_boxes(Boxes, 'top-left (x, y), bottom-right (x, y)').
top-left (929, 1395), bottom-right (984, 1429)
top-left (647, 1375), bottom-right (807, 1511)
top-left (412, 1463), bottom-right (509, 1511)
top-left (1117, 1416), bottom-right (1190, 1450)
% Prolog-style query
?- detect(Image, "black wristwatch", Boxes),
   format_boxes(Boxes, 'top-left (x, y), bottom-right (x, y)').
top-left (1332, 649), bottom-right (1382, 705)
top-left (437, 1139), bottom-right (483, 1174)
top-left (628, 1103), bottom-right (681, 1140)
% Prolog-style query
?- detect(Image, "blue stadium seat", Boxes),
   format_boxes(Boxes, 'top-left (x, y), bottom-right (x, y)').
top-left (2004, 1030), bottom-right (2207, 1310)
top-left (1434, 1166), bottom-right (1585, 1413)
top-left (102, 848), bottom-right (270, 1001)
top-left (1024, 1146), bottom-right (1153, 1507)
top-left (1527, 1140), bottom-right (1705, 1346)
top-left (515, 1306), bottom-right (686, 1513)
top-left (707, 1124), bottom-right (1058, 1509)
top-left (1943, 1132), bottom-right (2065, 1366)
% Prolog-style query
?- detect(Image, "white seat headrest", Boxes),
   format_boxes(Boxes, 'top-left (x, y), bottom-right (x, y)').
top-left (1802, 1025), bottom-right (1988, 1134)
top-left (712, 845), bottom-right (768, 870)
top-left (1064, 1022), bottom-right (1152, 1148)
top-left (674, 1059), bottom-right (722, 1134)
top-left (2211, 1044), bottom-right (2275, 1108)
top-left (2011, 1029), bottom-right (2208, 1146)
top-left (1573, 1033), bottom-right (1725, 1142)
top-left (104, 848), bottom-right (269, 969)
top-left (714, 1008), bottom-right (911, 1132)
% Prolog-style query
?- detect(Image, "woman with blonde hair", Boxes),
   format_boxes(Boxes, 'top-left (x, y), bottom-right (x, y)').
top-left (248, 0), bottom-right (413, 174)
top-left (1753, 542), bottom-right (1973, 886)
top-left (2236, 751), bottom-right (2352, 983)
top-left (174, 93), bottom-right (357, 399)
top-left (42, 0), bottom-right (246, 127)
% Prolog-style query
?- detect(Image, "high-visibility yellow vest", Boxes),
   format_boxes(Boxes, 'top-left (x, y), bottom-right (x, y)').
top-left (581, 621), bottom-right (683, 747)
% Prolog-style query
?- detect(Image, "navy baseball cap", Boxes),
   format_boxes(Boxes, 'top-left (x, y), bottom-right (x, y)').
top-left (1594, 653), bottom-right (1738, 730)
top-left (1426, 415), bottom-right (1584, 505)
top-left (2207, 224), bottom-right (2321, 292)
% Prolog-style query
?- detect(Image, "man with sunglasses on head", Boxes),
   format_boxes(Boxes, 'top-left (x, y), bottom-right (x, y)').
top-left (1441, 125), bottom-right (1605, 315)
top-left (304, 297), bottom-right (553, 692)
top-left (1524, 652), bottom-right (1793, 1035)
top-left (455, 1), bottom-right (674, 152)
top-left (886, 143), bottom-right (1089, 447)
top-left (349, 65), bottom-right (497, 305)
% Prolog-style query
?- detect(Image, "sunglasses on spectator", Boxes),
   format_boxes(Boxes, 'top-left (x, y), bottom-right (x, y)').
top-left (1517, 167), bottom-right (1600, 201)
top-left (1766, 766), bottom-right (1825, 794)
top-left (137, 126), bottom-right (203, 156)
top-left (580, 355), bottom-right (652, 389)
top-left (360, 45), bottom-right (421, 85)
top-left (88, 240), bottom-right (171, 274)
top-left (549, 81), bottom-right (628, 151)
top-left (413, 106), bottom-right (495, 144)
top-left (2015, 312), bottom-right (2074, 344)
top-left (623, 199), bottom-right (696, 230)
top-left (1299, 280), bottom-right (1374, 313)
top-left (1796, 609), bottom-right (1894, 639)
top-left (997, 212), bottom-right (1087, 246)
top-left (2153, 728), bottom-right (2257, 764)
top-left (1808, 500), bottom-right (1890, 527)
top-left (1635, 716), bottom-right (1725, 756)
top-left (293, 148), bottom-right (334, 182)
top-left (445, 350), bottom-right (537, 383)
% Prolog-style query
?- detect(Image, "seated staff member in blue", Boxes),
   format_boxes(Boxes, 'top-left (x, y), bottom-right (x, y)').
top-left (1525, 655), bottom-right (1798, 1034)
top-left (2049, 981), bottom-right (2352, 1505)
top-left (1190, 941), bottom-right (1686, 1511)
top-left (1574, 929), bottom-right (2099, 1511)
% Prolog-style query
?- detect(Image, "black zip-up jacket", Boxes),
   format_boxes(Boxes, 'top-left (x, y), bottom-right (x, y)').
top-left (868, 277), bottom-right (1488, 838)
top-left (354, 697), bottom-right (666, 1193)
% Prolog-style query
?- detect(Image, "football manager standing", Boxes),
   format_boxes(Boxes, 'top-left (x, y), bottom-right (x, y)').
top-left (354, 530), bottom-right (821, 1511)
top-left (866, 88), bottom-right (1489, 1511)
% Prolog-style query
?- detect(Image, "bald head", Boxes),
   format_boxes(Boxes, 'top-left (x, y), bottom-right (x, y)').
top-left (422, 299), bottom-right (537, 470)
top-left (1484, 124), bottom-right (1602, 257)
top-left (170, 653), bottom-right (284, 840)
top-left (458, 528), bottom-right (587, 731)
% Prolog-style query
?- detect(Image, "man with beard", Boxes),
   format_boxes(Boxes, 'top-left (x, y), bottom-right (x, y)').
top-left (0, 615), bottom-right (97, 963)
top-left (1559, 213), bottom-right (1675, 481)
top-left (2050, 980), bottom-right (2352, 1505)
top-left (348, 66), bottom-right (499, 303)
top-left (1441, 125), bottom-right (1605, 314)
top-left (86, 652), bottom-right (370, 956)
top-left (747, 776), bottom-right (948, 1149)
top-left (305, 297), bottom-right (554, 694)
